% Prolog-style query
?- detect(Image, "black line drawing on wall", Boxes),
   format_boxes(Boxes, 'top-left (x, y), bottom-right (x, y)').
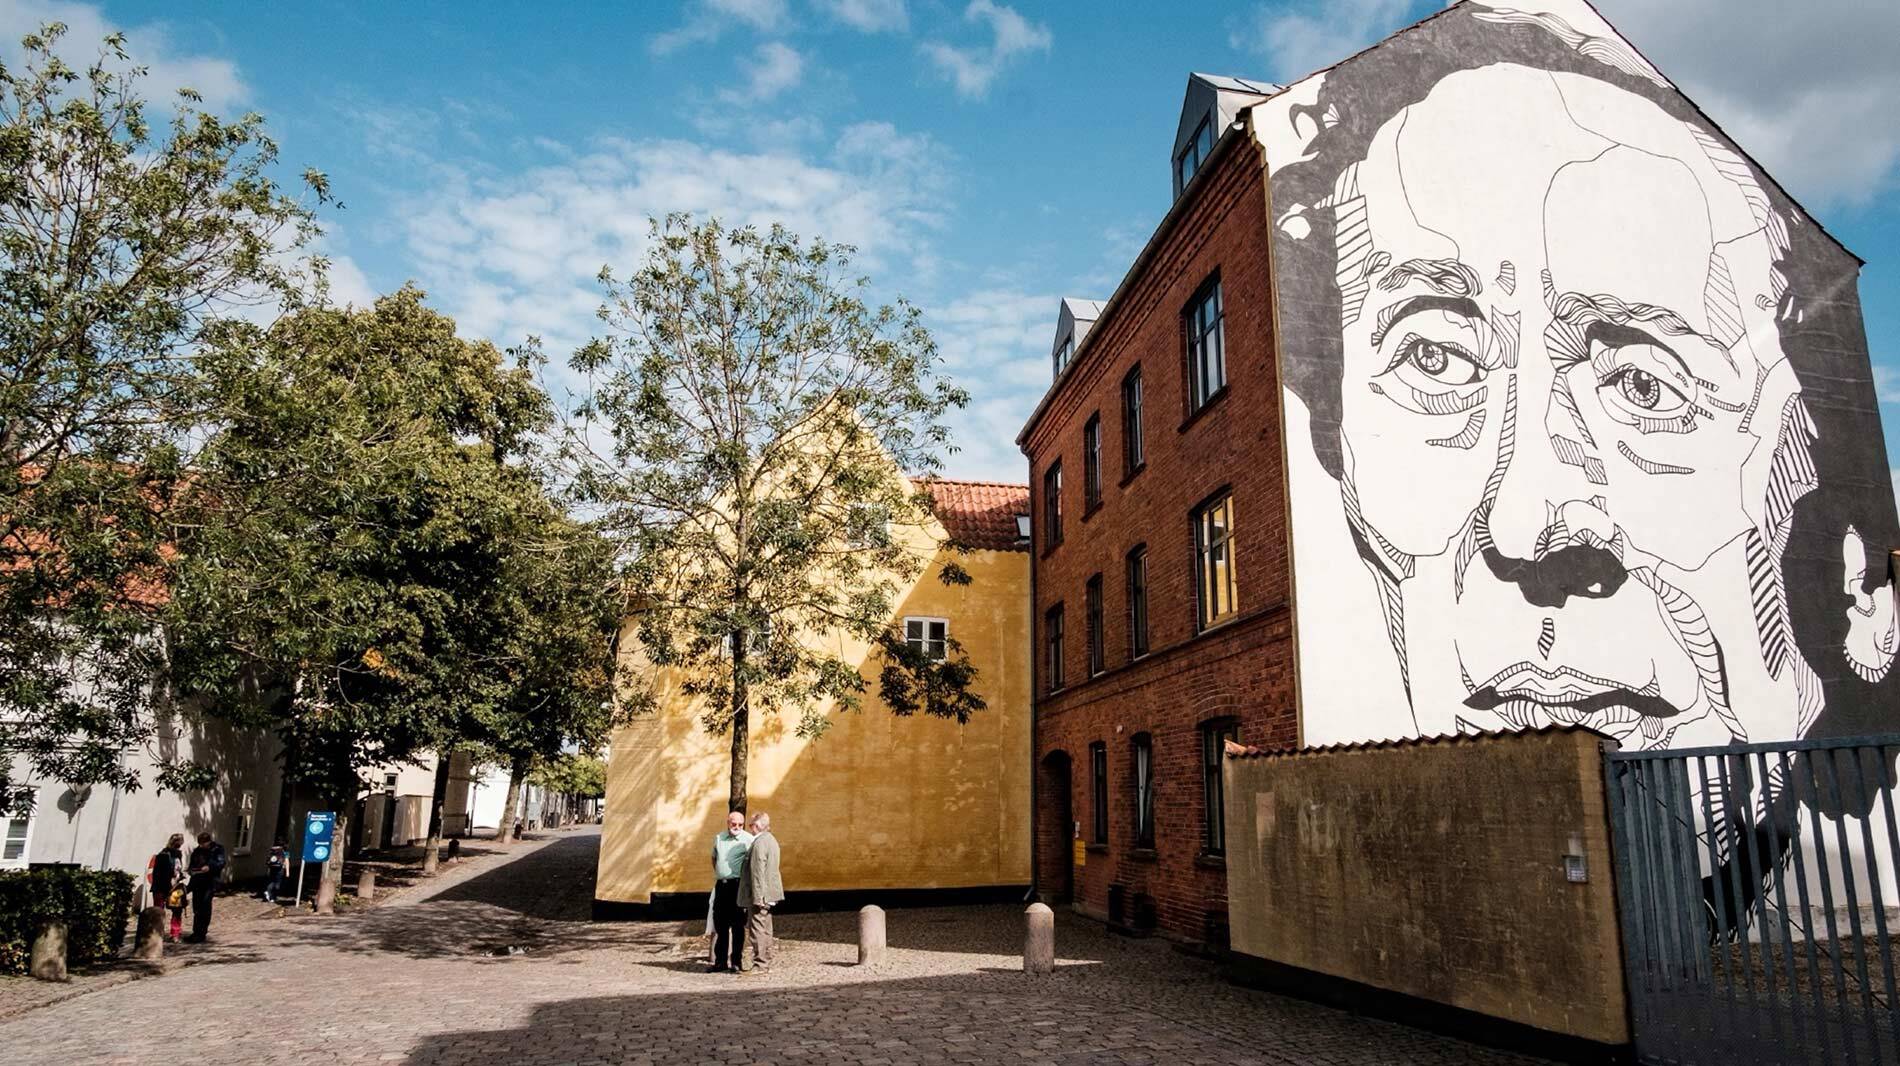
top-left (1258, 2), bottom-right (1900, 810)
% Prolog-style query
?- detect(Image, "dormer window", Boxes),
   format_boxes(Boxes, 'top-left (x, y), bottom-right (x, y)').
top-left (1053, 332), bottom-right (1075, 378)
top-left (1176, 116), bottom-right (1214, 194)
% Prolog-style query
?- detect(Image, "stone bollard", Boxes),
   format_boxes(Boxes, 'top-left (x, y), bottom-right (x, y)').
top-left (1024, 902), bottom-right (1054, 975)
top-left (30, 919), bottom-right (69, 982)
top-left (134, 907), bottom-right (167, 961)
top-left (357, 868), bottom-right (377, 902)
top-left (857, 905), bottom-right (886, 967)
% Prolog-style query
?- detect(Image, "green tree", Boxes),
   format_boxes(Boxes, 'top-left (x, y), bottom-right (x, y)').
top-left (467, 506), bottom-right (622, 845)
top-left (530, 754), bottom-right (607, 799)
top-left (167, 287), bottom-right (547, 903)
top-left (569, 215), bottom-right (983, 814)
top-left (0, 22), bottom-right (327, 793)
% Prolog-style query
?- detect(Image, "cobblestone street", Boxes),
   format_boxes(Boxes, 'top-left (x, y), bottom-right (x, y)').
top-left (6, 828), bottom-right (1553, 1065)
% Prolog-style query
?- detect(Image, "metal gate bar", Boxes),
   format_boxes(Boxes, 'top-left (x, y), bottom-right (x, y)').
top-left (1607, 736), bottom-right (1900, 1066)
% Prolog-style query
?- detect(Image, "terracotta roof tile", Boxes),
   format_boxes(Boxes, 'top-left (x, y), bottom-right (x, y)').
top-left (919, 478), bottom-right (1030, 553)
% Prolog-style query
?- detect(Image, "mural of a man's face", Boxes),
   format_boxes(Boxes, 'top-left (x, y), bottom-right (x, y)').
top-left (1327, 64), bottom-right (1887, 748)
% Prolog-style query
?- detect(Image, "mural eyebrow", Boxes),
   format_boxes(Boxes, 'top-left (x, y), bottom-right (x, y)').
top-left (1376, 257), bottom-right (1483, 297)
top-left (1371, 294), bottom-right (1485, 349)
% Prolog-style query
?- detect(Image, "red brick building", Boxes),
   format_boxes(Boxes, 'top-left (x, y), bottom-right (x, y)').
top-left (1018, 76), bottom-right (1297, 946)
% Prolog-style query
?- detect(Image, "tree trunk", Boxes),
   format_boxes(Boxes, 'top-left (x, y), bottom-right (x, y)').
top-left (421, 752), bottom-right (451, 876)
top-left (317, 775), bottom-right (350, 914)
top-left (495, 756), bottom-right (525, 843)
top-left (728, 628), bottom-right (749, 813)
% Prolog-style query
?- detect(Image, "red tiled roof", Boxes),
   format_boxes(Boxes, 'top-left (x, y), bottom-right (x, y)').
top-left (919, 478), bottom-right (1030, 552)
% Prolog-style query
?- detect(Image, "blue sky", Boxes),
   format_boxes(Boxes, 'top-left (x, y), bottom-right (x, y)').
top-left (11, 0), bottom-right (1899, 486)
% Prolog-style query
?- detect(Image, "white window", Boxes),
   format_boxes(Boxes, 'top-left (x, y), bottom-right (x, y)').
top-left (1053, 332), bottom-right (1075, 378)
top-left (2, 788), bottom-right (37, 869)
top-left (234, 789), bottom-right (257, 854)
top-left (903, 617), bottom-right (948, 661)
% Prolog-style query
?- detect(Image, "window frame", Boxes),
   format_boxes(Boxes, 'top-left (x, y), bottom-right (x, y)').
top-left (1176, 116), bottom-right (1213, 194)
top-left (1042, 461), bottom-right (1063, 551)
top-left (1121, 365), bottom-right (1145, 478)
top-left (1132, 733), bottom-right (1156, 850)
top-left (1, 787), bottom-right (37, 870)
top-left (902, 616), bottom-right (950, 662)
top-left (1082, 414), bottom-right (1102, 512)
top-left (234, 788), bottom-right (258, 855)
top-left (1185, 275), bottom-right (1227, 415)
top-left (1053, 332), bottom-right (1075, 378)
top-left (1044, 603), bottom-right (1066, 693)
top-left (1192, 491), bottom-right (1239, 632)
top-left (1200, 719), bottom-right (1240, 856)
top-left (1085, 573), bottom-right (1105, 677)
top-left (1125, 544), bottom-right (1150, 660)
top-left (1089, 742), bottom-right (1109, 845)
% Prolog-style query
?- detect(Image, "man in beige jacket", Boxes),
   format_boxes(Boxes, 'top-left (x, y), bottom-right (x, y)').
top-left (737, 812), bottom-right (784, 973)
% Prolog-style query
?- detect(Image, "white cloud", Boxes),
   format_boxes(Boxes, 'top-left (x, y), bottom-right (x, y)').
top-left (1227, 0), bottom-right (1412, 84)
top-left (820, 0), bottom-right (909, 34)
top-left (650, 0), bottom-right (789, 55)
top-left (921, 0), bottom-right (1051, 100)
top-left (387, 122), bottom-right (954, 383)
top-left (1592, 0), bottom-right (1900, 208)
top-left (1876, 366), bottom-right (1900, 405)
top-left (718, 41), bottom-right (805, 105)
top-left (0, 0), bottom-right (247, 112)
top-left (925, 288), bottom-right (1056, 480)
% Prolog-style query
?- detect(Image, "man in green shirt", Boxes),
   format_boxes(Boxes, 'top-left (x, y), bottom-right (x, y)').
top-left (709, 810), bottom-right (753, 972)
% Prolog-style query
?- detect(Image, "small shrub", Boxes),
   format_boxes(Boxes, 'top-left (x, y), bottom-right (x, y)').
top-left (0, 867), bottom-right (135, 974)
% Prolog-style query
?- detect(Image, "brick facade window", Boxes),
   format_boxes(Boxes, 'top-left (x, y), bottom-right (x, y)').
top-left (1043, 461), bottom-right (1063, 549)
top-left (1185, 275), bottom-right (1226, 413)
top-left (1121, 366), bottom-right (1144, 477)
top-left (1201, 718), bottom-right (1239, 856)
top-left (1192, 491), bottom-right (1238, 631)
top-left (1089, 742), bottom-right (1108, 844)
top-left (1125, 545), bottom-right (1149, 659)
top-left (1085, 573), bottom-right (1105, 677)
top-left (1045, 603), bottom-right (1066, 692)
top-left (1083, 414), bottom-right (1102, 511)
top-left (1132, 733), bottom-right (1155, 849)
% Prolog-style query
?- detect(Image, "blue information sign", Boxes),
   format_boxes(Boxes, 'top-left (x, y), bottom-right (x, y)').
top-left (302, 811), bottom-right (335, 863)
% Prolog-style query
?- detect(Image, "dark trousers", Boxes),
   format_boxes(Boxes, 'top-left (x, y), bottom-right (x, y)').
top-left (264, 868), bottom-right (285, 901)
top-left (712, 878), bottom-right (745, 968)
top-left (190, 881), bottom-right (214, 939)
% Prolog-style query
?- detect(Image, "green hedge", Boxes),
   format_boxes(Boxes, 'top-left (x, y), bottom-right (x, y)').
top-left (0, 867), bottom-right (135, 974)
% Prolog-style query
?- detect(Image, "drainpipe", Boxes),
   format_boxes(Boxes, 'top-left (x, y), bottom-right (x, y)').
top-left (1023, 506), bottom-right (1040, 904)
top-left (99, 746), bottom-right (129, 871)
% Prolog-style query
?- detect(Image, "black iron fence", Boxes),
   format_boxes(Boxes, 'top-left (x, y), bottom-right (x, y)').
top-left (1608, 736), bottom-right (1900, 1065)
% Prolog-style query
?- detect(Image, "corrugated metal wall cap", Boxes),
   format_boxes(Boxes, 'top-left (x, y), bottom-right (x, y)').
top-left (1223, 723), bottom-right (1612, 760)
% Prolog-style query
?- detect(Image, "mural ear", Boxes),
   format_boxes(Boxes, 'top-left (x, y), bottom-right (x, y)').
top-left (1841, 528), bottom-right (1898, 684)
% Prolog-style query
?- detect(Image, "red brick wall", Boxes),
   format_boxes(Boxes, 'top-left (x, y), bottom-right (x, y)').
top-left (1021, 131), bottom-right (1298, 942)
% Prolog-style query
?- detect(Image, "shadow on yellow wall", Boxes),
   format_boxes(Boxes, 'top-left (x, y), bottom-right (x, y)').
top-left (597, 543), bottom-right (1031, 904)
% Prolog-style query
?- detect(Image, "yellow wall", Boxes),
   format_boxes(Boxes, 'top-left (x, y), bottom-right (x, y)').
top-left (597, 542), bottom-right (1031, 903)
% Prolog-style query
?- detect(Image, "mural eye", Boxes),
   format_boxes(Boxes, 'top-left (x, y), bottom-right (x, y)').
top-left (1398, 335), bottom-right (1481, 386)
top-left (1601, 365), bottom-right (1688, 417)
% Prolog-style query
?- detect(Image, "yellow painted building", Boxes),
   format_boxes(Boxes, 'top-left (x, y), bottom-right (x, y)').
top-left (595, 479), bottom-right (1033, 916)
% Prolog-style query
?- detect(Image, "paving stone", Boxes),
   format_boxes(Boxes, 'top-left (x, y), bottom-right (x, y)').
top-left (6, 827), bottom-right (1553, 1066)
